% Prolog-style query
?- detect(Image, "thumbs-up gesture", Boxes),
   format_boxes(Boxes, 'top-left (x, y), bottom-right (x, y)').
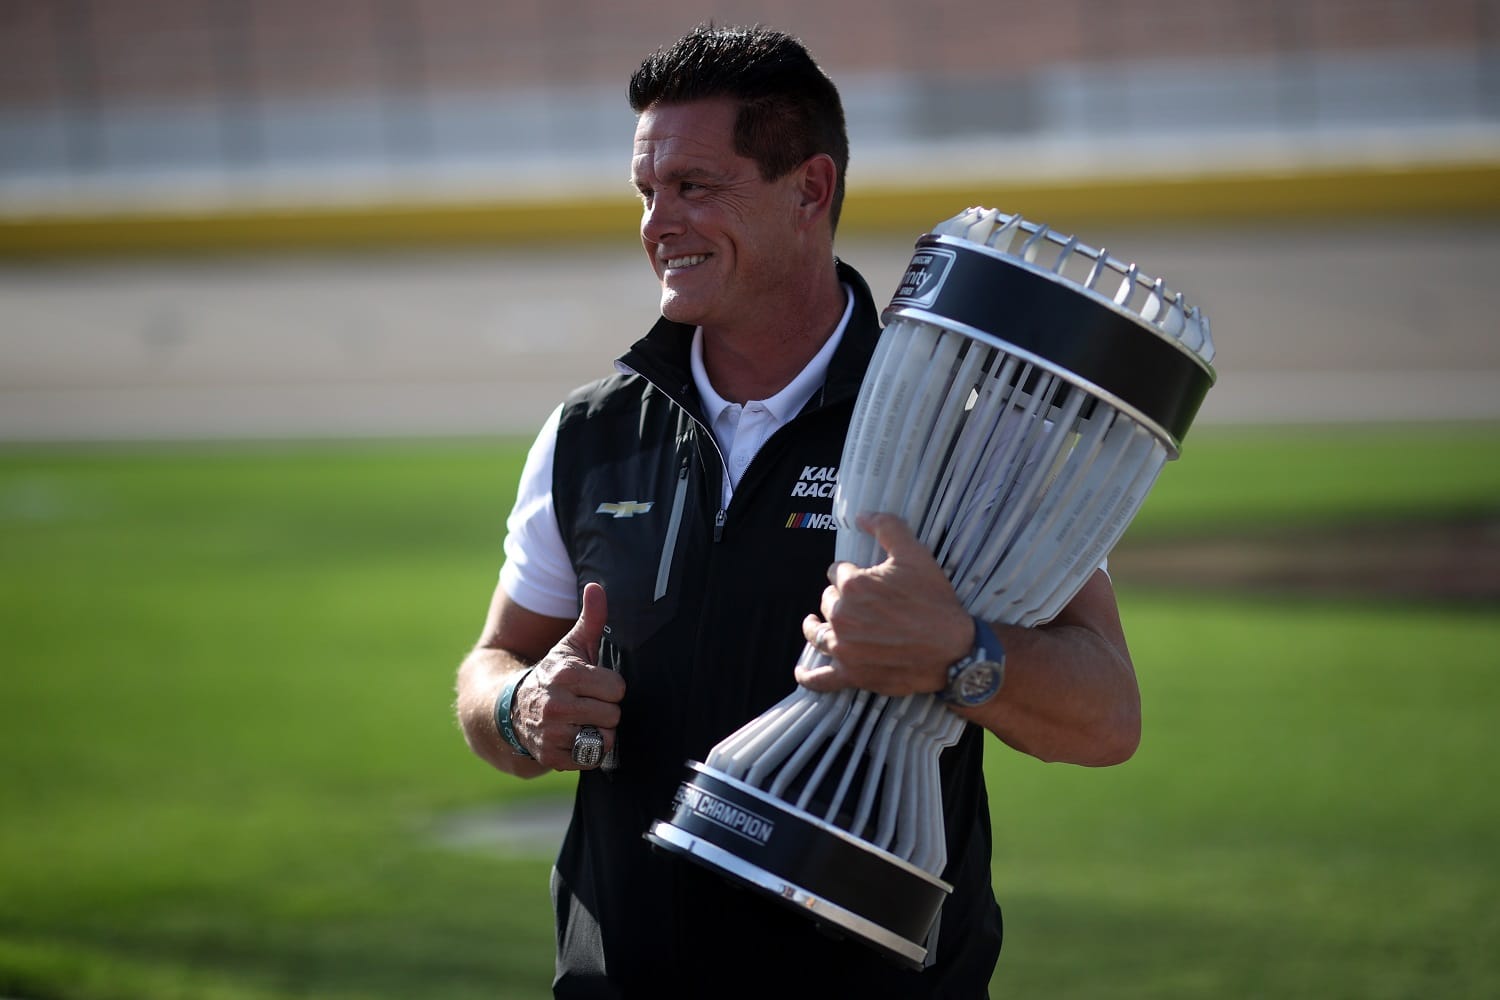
top-left (512, 582), bottom-right (626, 770)
top-left (796, 513), bottom-right (973, 696)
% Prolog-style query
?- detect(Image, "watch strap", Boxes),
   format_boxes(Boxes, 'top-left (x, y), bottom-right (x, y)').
top-left (972, 617), bottom-right (1006, 664)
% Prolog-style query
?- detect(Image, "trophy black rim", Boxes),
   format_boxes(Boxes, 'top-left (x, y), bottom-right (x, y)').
top-left (884, 233), bottom-right (1217, 454)
top-left (646, 820), bottom-right (930, 969)
top-left (645, 761), bottom-right (952, 969)
top-left (678, 761), bottom-right (953, 885)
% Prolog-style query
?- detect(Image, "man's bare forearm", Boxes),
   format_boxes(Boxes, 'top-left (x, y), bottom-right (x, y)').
top-left (456, 647), bottom-right (551, 779)
top-left (957, 613), bottom-right (1140, 766)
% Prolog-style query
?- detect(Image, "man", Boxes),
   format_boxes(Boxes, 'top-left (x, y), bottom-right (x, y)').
top-left (454, 23), bottom-right (1140, 997)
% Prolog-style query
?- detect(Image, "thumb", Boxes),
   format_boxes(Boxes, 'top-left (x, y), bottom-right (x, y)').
top-left (856, 512), bottom-right (928, 564)
top-left (566, 581), bottom-right (608, 663)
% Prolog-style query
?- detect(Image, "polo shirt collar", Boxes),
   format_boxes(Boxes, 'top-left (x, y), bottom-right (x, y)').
top-left (689, 284), bottom-right (855, 428)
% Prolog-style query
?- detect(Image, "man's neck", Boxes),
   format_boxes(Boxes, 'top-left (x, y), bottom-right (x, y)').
top-left (699, 265), bottom-right (848, 404)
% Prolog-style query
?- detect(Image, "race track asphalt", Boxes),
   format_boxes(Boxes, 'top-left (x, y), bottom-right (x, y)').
top-left (2, 220), bottom-right (1497, 441)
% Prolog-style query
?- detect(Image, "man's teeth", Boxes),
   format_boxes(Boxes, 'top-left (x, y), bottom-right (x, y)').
top-left (665, 254), bottom-right (709, 268)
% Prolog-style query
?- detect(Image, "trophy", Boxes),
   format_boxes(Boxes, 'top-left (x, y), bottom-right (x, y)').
top-left (646, 207), bottom-right (1217, 966)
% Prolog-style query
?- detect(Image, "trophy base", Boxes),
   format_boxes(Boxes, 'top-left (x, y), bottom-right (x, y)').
top-left (645, 760), bottom-right (951, 969)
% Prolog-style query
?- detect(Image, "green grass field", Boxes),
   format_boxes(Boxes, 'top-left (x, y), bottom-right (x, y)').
top-left (1, 426), bottom-right (1497, 999)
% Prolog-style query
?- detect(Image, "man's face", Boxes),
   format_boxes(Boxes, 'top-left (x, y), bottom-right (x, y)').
top-left (631, 99), bottom-right (804, 333)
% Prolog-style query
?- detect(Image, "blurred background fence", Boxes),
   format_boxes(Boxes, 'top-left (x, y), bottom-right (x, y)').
top-left (2, 0), bottom-right (1497, 227)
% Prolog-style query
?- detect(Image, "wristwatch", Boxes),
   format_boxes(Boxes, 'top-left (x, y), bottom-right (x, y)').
top-left (939, 617), bottom-right (1006, 707)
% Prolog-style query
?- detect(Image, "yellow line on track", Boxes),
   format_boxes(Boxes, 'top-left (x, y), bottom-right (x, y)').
top-left (2, 160), bottom-right (1496, 258)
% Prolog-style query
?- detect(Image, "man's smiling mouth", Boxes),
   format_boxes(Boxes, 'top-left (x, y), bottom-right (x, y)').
top-left (664, 254), bottom-right (710, 269)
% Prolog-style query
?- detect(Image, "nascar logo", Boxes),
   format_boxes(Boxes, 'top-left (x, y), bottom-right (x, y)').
top-left (785, 512), bottom-right (837, 530)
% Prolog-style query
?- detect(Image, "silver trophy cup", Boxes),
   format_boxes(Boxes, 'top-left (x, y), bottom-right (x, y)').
top-left (647, 207), bottom-right (1218, 967)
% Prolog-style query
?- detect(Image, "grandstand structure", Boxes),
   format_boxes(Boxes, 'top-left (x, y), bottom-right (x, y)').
top-left (0, 0), bottom-right (1497, 251)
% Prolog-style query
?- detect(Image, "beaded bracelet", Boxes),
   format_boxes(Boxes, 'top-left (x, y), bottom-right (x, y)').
top-left (494, 667), bottom-right (535, 758)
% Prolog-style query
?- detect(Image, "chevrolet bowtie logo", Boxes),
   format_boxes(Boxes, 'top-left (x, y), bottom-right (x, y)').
top-left (596, 500), bottom-right (655, 518)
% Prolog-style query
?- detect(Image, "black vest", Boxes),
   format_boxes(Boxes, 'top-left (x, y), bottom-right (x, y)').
top-left (548, 262), bottom-right (1002, 997)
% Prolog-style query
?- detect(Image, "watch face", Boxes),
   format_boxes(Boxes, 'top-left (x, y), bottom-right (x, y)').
top-left (952, 661), bottom-right (1002, 706)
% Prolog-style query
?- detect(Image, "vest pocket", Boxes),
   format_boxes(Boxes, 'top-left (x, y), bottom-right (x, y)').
top-left (572, 442), bottom-right (693, 650)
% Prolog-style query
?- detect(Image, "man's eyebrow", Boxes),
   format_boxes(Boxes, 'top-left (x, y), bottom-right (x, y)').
top-left (635, 162), bottom-right (720, 187)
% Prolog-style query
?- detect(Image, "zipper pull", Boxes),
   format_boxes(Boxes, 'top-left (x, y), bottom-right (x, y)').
top-left (714, 508), bottom-right (726, 541)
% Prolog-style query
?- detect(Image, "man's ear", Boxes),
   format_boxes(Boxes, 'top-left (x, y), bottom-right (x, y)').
top-left (793, 153), bottom-right (838, 231)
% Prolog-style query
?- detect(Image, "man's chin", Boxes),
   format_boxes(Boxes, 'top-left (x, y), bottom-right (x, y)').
top-left (658, 293), bottom-right (704, 327)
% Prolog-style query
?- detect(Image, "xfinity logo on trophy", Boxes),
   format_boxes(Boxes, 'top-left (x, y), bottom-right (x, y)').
top-left (673, 783), bottom-right (775, 847)
top-left (891, 247), bottom-right (956, 307)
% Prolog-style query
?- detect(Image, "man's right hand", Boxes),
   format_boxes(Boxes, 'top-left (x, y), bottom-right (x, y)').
top-left (511, 582), bottom-right (625, 770)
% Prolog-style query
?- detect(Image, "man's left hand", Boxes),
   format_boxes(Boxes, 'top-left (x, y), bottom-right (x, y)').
top-left (796, 512), bottom-right (973, 696)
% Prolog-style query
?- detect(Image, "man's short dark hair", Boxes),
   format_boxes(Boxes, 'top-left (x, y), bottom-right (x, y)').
top-left (629, 23), bottom-right (850, 233)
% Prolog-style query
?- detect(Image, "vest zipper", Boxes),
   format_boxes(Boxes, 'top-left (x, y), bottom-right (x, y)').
top-left (654, 456), bottom-right (691, 601)
top-left (618, 363), bottom-right (745, 547)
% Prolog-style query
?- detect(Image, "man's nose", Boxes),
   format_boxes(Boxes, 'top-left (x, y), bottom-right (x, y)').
top-left (641, 192), bottom-right (681, 244)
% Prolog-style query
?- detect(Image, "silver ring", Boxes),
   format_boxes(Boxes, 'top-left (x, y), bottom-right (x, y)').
top-left (813, 622), bottom-right (833, 654)
top-left (572, 725), bottom-right (604, 769)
